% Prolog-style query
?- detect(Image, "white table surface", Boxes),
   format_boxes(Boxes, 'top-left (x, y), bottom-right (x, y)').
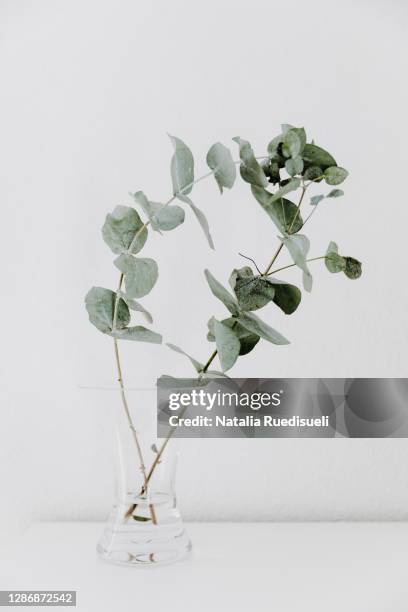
top-left (1, 522), bottom-right (408, 611)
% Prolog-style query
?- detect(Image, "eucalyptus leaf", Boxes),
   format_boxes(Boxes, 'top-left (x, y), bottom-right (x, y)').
top-left (281, 126), bottom-right (306, 151)
top-left (112, 326), bottom-right (162, 343)
top-left (85, 287), bottom-right (129, 333)
top-left (344, 257), bottom-right (362, 279)
top-left (327, 189), bottom-right (344, 198)
top-left (230, 267), bottom-right (276, 311)
top-left (310, 195), bottom-right (325, 206)
top-left (283, 129), bottom-right (303, 158)
top-left (285, 156), bottom-right (304, 176)
top-left (169, 135), bottom-right (194, 196)
top-left (269, 178), bottom-right (301, 202)
top-left (178, 194), bottom-right (214, 249)
top-left (302, 144), bottom-right (337, 171)
top-left (102, 206), bottom-right (148, 255)
top-left (267, 133), bottom-right (284, 158)
top-left (114, 254), bottom-right (159, 299)
top-left (120, 294), bottom-right (153, 323)
top-left (251, 185), bottom-right (303, 234)
top-left (166, 343), bottom-right (204, 373)
top-left (325, 241), bottom-right (346, 273)
top-left (229, 266), bottom-right (301, 315)
top-left (204, 269), bottom-right (240, 316)
top-left (267, 277), bottom-right (302, 315)
top-left (280, 234), bottom-right (312, 292)
top-left (233, 137), bottom-right (268, 188)
top-left (206, 142), bottom-right (236, 193)
top-left (211, 317), bottom-right (240, 372)
top-left (133, 191), bottom-right (185, 232)
top-left (238, 312), bottom-right (290, 345)
top-left (324, 166), bottom-right (348, 185)
top-left (303, 165), bottom-right (323, 181)
top-left (207, 317), bottom-right (260, 356)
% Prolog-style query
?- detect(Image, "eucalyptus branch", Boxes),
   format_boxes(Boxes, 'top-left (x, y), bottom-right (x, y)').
top-left (86, 126), bottom-right (362, 525)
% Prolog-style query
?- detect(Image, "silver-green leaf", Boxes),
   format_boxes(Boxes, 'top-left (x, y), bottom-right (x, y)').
top-left (280, 234), bottom-right (313, 292)
top-left (166, 343), bottom-right (204, 373)
top-left (114, 254), bottom-right (158, 299)
top-left (120, 294), bottom-right (153, 324)
top-left (324, 166), bottom-right (348, 185)
top-left (327, 189), bottom-right (344, 198)
top-left (211, 317), bottom-right (240, 372)
top-left (310, 194), bottom-right (325, 206)
top-left (238, 312), bottom-right (290, 345)
top-left (85, 287), bottom-right (129, 333)
top-left (285, 156), bottom-right (304, 176)
top-left (178, 194), bottom-right (214, 249)
top-left (204, 269), bottom-right (240, 316)
top-left (325, 241), bottom-right (346, 273)
top-left (251, 185), bottom-right (303, 234)
top-left (112, 326), bottom-right (162, 343)
top-left (169, 135), bottom-right (194, 197)
top-left (102, 206), bottom-right (148, 255)
top-left (232, 137), bottom-right (268, 188)
top-left (206, 142), bottom-right (236, 193)
top-left (133, 191), bottom-right (185, 232)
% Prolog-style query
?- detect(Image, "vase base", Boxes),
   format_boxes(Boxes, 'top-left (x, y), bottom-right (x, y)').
top-left (97, 501), bottom-right (192, 567)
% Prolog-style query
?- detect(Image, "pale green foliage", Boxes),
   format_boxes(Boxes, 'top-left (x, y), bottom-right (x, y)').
top-left (280, 234), bottom-right (313, 292)
top-left (178, 194), bottom-right (214, 249)
top-left (102, 206), bottom-right (147, 254)
top-left (86, 127), bottom-right (362, 378)
top-left (112, 326), bottom-right (162, 343)
top-left (133, 191), bottom-right (184, 232)
top-left (169, 135), bottom-right (194, 196)
top-left (325, 242), bottom-right (346, 273)
top-left (114, 254), bottom-right (158, 298)
top-left (324, 166), bottom-right (348, 185)
top-left (211, 317), bottom-right (240, 372)
top-left (233, 137), bottom-right (268, 188)
top-left (85, 287), bottom-right (129, 333)
top-left (251, 185), bottom-right (303, 234)
top-left (166, 343), bottom-right (204, 373)
top-left (206, 142), bottom-right (236, 193)
top-left (238, 312), bottom-right (290, 345)
top-left (204, 269), bottom-right (240, 316)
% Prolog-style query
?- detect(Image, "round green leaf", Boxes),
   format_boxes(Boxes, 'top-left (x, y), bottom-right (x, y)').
top-left (302, 144), bottom-right (337, 171)
top-left (212, 317), bottom-right (240, 372)
top-left (285, 156), bottom-right (304, 176)
top-left (344, 257), bottom-right (362, 279)
top-left (325, 242), bottom-right (346, 273)
top-left (102, 206), bottom-right (147, 255)
top-left (324, 166), bottom-right (348, 185)
top-left (114, 254), bottom-right (159, 299)
top-left (206, 142), bottom-right (236, 193)
top-left (85, 287), bottom-right (129, 333)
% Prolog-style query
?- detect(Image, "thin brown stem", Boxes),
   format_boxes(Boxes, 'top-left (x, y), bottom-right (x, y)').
top-left (266, 256), bottom-right (326, 277)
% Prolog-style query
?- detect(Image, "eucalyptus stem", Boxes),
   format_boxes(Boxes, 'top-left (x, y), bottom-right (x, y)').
top-left (266, 256), bottom-right (326, 277)
top-left (139, 179), bottom-right (314, 491)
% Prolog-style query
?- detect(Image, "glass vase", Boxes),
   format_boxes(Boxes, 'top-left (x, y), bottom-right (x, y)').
top-left (96, 388), bottom-right (192, 566)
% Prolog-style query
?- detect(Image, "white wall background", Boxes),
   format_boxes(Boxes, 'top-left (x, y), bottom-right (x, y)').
top-left (1, 0), bottom-right (408, 537)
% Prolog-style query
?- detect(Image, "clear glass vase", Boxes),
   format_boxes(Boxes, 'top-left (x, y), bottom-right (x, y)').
top-left (96, 388), bottom-right (192, 566)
